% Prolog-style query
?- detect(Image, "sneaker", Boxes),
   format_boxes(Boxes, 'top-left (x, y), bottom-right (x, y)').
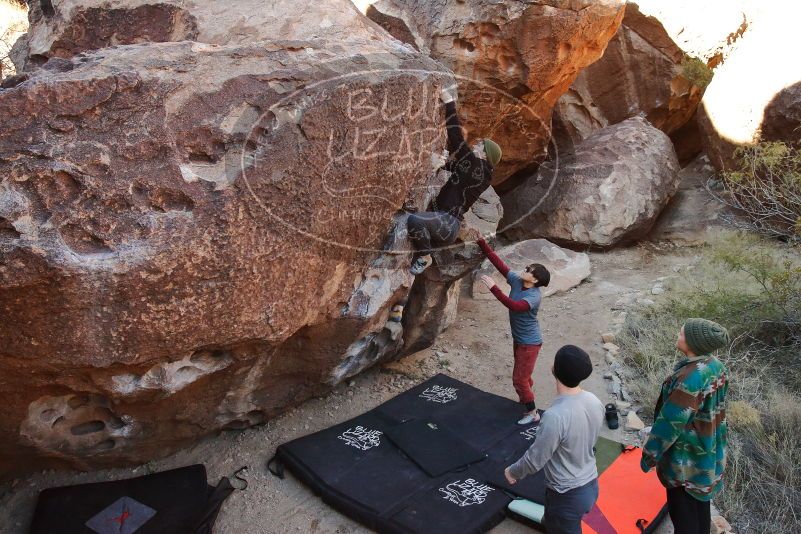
top-left (517, 411), bottom-right (540, 425)
top-left (410, 255), bottom-right (432, 275)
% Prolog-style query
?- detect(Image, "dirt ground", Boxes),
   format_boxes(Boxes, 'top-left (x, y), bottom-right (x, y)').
top-left (0, 245), bottom-right (696, 533)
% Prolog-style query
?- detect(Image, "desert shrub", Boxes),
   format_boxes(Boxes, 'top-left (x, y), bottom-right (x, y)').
top-left (681, 56), bottom-right (713, 89)
top-left (0, 0), bottom-right (27, 81)
top-left (617, 233), bottom-right (801, 532)
top-left (719, 141), bottom-right (801, 242)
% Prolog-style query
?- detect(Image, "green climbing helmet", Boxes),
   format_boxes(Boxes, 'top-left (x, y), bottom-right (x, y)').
top-left (483, 139), bottom-right (502, 167)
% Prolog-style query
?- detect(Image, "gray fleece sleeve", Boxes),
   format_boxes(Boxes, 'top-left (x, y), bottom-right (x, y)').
top-left (507, 412), bottom-right (562, 480)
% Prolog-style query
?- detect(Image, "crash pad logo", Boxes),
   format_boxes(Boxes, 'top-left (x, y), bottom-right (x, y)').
top-left (520, 427), bottom-right (538, 441)
top-left (338, 425), bottom-right (383, 451)
top-left (419, 385), bottom-right (458, 404)
top-left (85, 496), bottom-right (156, 534)
top-left (439, 478), bottom-right (494, 507)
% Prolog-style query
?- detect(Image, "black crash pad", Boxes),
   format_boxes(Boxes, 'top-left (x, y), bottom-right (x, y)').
top-left (384, 418), bottom-right (487, 477)
top-left (29, 464), bottom-right (235, 534)
top-left (274, 374), bottom-right (539, 533)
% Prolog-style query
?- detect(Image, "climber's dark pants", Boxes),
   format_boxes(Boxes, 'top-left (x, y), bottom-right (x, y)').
top-left (666, 487), bottom-right (711, 534)
top-left (407, 211), bottom-right (461, 254)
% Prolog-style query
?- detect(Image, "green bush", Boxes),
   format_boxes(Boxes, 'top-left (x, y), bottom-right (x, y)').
top-left (721, 141), bottom-right (801, 242)
top-left (617, 234), bottom-right (801, 532)
top-left (681, 56), bottom-right (713, 88)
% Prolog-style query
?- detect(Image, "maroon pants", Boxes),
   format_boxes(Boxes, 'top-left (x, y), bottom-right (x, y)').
top-left (513, 343), bottom-right (541, 409)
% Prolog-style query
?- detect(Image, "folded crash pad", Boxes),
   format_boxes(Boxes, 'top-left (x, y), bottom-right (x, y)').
top-left (29, 464), bottom-right (236, 534)
top-left (273, 374), bottom-right (532, 534)
top-left (384, 418), bottom-right (487, 477)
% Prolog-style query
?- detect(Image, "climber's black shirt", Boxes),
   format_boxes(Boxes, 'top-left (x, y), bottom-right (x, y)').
top-left (431, 101), bottom-right (494, 219)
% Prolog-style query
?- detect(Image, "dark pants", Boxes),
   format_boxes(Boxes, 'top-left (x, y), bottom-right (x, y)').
top-left (667, 487), bottom-right (711, 534)
top-left (407, 211), bottom-right (461, 253)
top-left (512, 343), bottom-right (541, 410)
top-left (544, 478), bottom-right (599, 534)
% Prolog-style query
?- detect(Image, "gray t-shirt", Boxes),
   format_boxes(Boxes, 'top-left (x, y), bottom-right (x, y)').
top-left (508, 390), bottom-right (604, 493)
top-left (505, 272), bottom-right (542, 345)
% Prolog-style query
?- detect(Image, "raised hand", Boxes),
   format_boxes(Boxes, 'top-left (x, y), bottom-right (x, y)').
top-left (440, 84), bottom-right (457, 104)
top-left (430, 148), bottom-right (449, 171)
top-left (479, 274), bottom-right (497, 290)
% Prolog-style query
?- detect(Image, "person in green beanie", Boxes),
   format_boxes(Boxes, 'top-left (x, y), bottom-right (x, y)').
top-left (408, 85), bottom-right (501, 274)
top-left (641, 318), bottom-right (730, 534)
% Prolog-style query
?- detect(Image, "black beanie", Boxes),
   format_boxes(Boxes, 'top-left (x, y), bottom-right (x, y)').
top-left (553, 345), bottom-right (592, 387)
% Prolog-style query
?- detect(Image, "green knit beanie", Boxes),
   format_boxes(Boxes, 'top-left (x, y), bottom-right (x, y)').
top-left (483, 139), bottom-right (502, 167)
top-left (683, 318), bottom-right (730, 355)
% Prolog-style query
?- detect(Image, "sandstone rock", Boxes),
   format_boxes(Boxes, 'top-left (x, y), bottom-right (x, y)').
top-left (608, 376), bottom-right (622, 397)
top-left (12, 0), bottom-right (398, 72)
top-left (698, 4), bottom-right (801, 170)
top-left (604, 343), bottom-right (621, 355)
top-left (649, 154), bottom-right (728, 244)
top-left (364, 0), bottom-right (625, 183)
top-left (471, 239), bottom-right (590, 300)
top-left (601, 332), bottom-right (616, 344)
top-left (712, 514), bottom-right (734, 534)
top-left (625, 411), bottom-right (645, 432)
top-left (0, 18), bottom-right (454, 473)
top-left (501, 117), bottom-right (681, 247)
top-left (554, 2), bottom-right (706, 156)
top-left (615, 399), bottom-right (632, 411)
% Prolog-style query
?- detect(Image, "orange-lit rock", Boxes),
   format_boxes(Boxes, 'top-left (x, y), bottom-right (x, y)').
top-left (366, 0), bottom-right (626, 184)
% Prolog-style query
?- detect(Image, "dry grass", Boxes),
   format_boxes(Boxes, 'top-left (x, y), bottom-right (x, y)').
top-left (0, 0), bottom-right (27, 81)
top-left (618, 233), bottom-right (801, 533)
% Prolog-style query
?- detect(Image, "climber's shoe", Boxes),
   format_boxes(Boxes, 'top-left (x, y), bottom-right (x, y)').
top-left (388, 303), bottom-right (404, 323)
top-left (517, 411), bottom-right (540, 425)
top-left (409, 254), bottom-right (432, 275)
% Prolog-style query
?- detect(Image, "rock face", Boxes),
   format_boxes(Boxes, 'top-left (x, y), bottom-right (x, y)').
top-left (365, 0), bottom-right (626, 183)
top-left (649, 155), bottom-right (728, 244)
top-left (501, 117), bottom-right (681, 247)
top-left (698, 3), bottom-right (801, 170)
top-left (0, 0), bottom-right (465, 475)
top-left (554, 2), bottom-right (706, 158)
top-left (337, 187), bottom-right (503, 381)
top-left (11, 0), bottom-right (397, 71)
top-left (471, 239), bottom-right (590, 299)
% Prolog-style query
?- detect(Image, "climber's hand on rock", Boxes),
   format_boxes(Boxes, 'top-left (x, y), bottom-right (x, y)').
top-left (440, 85), bottom-right (457, 104)
top-left (504, 467), bottom-right (517, 485)
top-left (430, 149), bottom-right (449, 171)
top-left (480, 275), bottom-right (496, 290)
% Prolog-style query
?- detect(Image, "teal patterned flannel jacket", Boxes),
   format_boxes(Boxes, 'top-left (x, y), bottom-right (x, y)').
top-left (640, 355), bottom-right (729, 501)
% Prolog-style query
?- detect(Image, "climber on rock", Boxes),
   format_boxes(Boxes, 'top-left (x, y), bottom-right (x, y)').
top-left (477, 238), bottom-right (550, 424)
top-left (407, 85), bottom-right (502, 275)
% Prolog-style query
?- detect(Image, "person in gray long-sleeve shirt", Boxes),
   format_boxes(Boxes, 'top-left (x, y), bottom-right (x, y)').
top-left (505, 345), bottom-right (604, 534)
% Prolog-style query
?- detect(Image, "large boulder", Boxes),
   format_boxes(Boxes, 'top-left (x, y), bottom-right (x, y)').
top-left (500, 116), bottom-right (681, 247)
top-left (649, 155), bottom-right (728, 245)
top-left (471, 239), bottom-right (590, 299)
top-left (11, 0), bottom-right (396, 71)
top-left (364, 0), bottom-right (626, 184)
top-left (697, 4), bottom-right (801, 170)
top-left (0, 2), bottom-right (460, 474)
top-left (554, 2), bottom-right (707, 162)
